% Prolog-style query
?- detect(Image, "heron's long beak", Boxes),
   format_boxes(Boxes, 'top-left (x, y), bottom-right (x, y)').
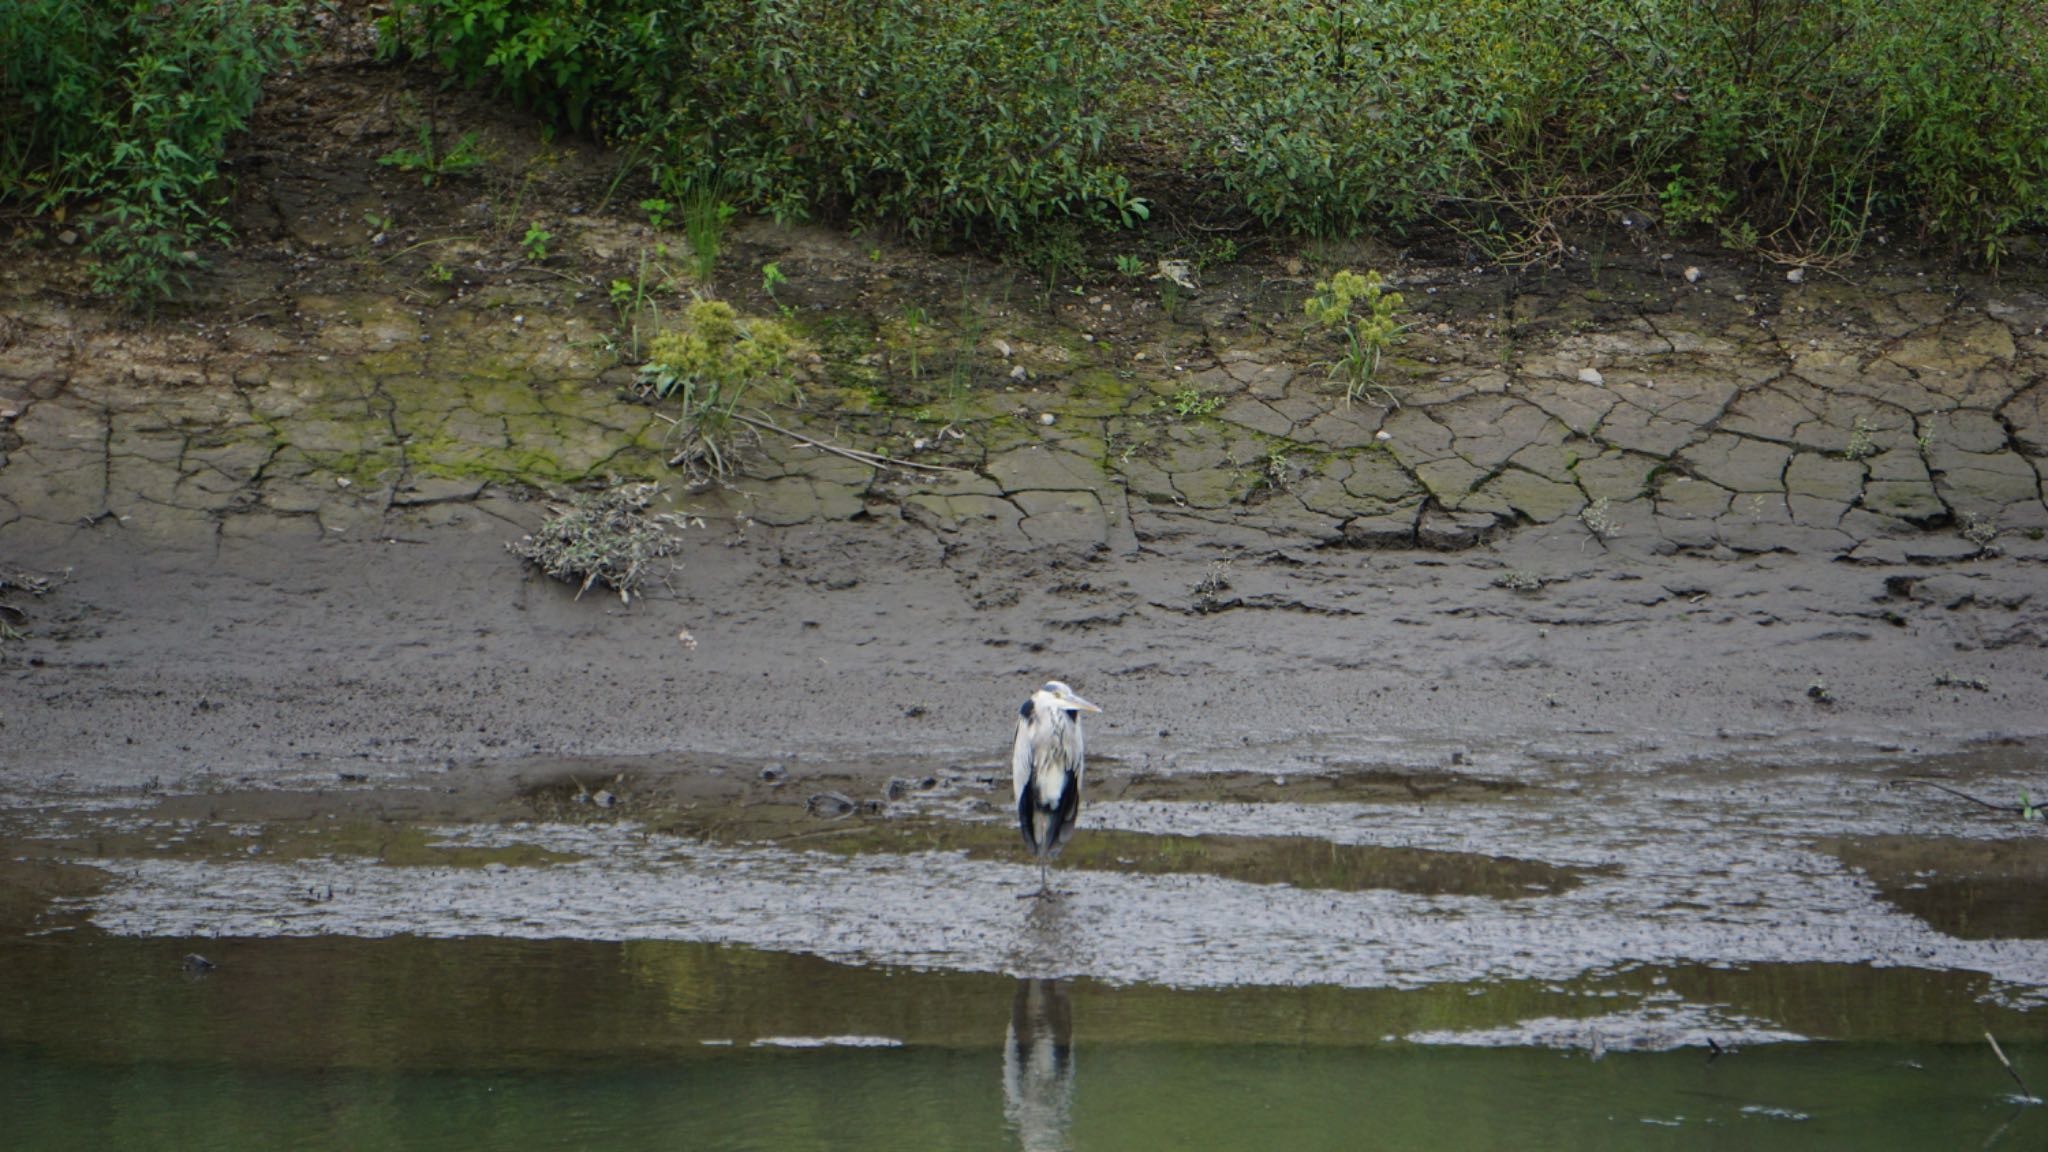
top-left (1064, 693), bottom-right (1102, 714)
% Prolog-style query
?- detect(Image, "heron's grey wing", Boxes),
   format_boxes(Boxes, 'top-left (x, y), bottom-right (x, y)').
top-left (1011, 710), bottom-right (1035, 804)
top-left (1046, 722), bottom-right (1083, 850)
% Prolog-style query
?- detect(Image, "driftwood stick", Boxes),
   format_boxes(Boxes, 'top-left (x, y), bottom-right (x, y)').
top-left (1985, 1029), bottom-right (2035, 1100)
top-left (729, 412), bottom-right (960, 473)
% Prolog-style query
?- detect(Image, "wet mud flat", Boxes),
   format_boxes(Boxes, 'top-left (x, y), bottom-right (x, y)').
top-left (7, 744), bottom-right (2046, 1002)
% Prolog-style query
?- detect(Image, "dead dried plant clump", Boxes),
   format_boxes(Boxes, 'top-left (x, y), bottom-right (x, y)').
top-left (508, 483), bottom-right (690, 603)
top-left (0, 565), bottom-right (63, 642)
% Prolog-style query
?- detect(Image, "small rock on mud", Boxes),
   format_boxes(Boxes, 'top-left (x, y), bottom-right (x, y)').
top-left (807, 791), bottom-right (856, 818)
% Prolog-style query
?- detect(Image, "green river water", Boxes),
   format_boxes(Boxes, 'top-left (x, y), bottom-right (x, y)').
top-left (5, 934), bottom-right (2040, 1150)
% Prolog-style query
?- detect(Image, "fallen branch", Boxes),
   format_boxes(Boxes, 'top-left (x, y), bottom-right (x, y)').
top-left (733, 412), bottom-right (962, 473)
top-left (653, 409), bottom-right (961, 474)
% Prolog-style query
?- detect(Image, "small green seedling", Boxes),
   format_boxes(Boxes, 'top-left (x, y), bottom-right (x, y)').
top-left (1169, 388), bottom-right (1224, 419)
top-left (641, 198), bottom-right (673, 230)
top-left (522, 221), bottom-right (553, 261)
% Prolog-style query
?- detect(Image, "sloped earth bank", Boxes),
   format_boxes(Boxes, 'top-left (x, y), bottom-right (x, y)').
top-left (3, 7), bottom-right (2048, 1109)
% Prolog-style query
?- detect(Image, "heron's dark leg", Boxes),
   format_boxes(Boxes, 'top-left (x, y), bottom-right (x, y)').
top-left (1018, 853), bottom-right (1055, 900)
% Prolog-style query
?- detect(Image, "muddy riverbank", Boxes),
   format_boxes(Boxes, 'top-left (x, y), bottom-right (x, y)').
top-left (3, 9), bottom-right (2047, 1055)
top-left (4, 232), bottom-right (2046, 785)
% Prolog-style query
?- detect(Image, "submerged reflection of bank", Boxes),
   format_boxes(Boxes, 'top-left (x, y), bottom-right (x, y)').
top-left (4, 935), bottom-right (2045, 1063)
top-left (1, 934), bottom-right (2043, 1150)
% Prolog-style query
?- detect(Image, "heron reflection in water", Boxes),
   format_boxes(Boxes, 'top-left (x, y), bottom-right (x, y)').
top-left (1003, 978), bottom-right (1076, 1152)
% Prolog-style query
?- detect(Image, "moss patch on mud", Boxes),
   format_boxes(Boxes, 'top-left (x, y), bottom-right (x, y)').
top-left (1828, 835), bottom-right (2048, 940)
top-left (1100, 768), bottom-right (1528, 805)
top-left (0, 859), bottom-right (109, 935)
top-left (3, 820), bottom-right (585, 872)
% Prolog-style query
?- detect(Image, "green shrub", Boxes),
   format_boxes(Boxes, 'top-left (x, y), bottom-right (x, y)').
top-left (1862, 3), bottom-right (2048, 257)
top-left (0, 0), bottom-right (303, 306)
top-left (383, 0), bottom-right (1144, 238)
top-left (375, 0), bottom-right (682, 140)
top-left (1174, 0), bottom-right (1484, 235)
top-left (329, 0), bottom-right (2048, 261)
top-left (1172, 0), bottom-right (2048, 258)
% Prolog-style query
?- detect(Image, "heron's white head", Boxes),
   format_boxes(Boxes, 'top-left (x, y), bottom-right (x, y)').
top-left (1036, 680), bottom-right (1101, 715)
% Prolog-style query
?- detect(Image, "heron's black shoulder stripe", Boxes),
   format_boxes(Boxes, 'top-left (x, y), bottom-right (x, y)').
top-left (1063, 709), bottom-right (1079, 720)
top-left (1019, 699), bottom-right (1035, 722)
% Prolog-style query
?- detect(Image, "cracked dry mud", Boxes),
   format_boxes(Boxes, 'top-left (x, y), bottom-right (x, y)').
top-left (3, 19), bottom-right (2048, 1035)
top-left (5, 226), bottom-right (2047, 778)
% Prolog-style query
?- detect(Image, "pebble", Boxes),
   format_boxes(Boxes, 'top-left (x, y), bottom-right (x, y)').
top-left (1577, 367), bottom-right (1605, 385)
top-left (1040, 413), bottom-right (1056, 426)
top-left (1684, 266), bottom-right (1702, 283)
top-left (807, 791), bottom-right (856, 818)
top-left (1010, 365), bottom-right (1029, 383)
top-left (592, 789), bottom-right (616, 808)
top-left (1786, 268), bottom-right (1806, 283)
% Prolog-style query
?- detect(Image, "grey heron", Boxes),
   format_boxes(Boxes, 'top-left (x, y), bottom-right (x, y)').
top-left (1012, 680), bottom-right (1101, 898)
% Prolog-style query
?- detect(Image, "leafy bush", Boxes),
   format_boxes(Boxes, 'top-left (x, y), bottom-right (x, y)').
top-left (384, 0), bottom-right (1144, 238)
top-left (1174, 0), bottom-right (1483, 235)
top-left (375, 0), bottom-right (681, 140)
top-left (1859, 3), bottom-right (2048, 257)
top-left (383, 0), bottom-right (2048, 258)
top-left (0, 0), bottom-right (303, 306)
top-left (1174, 0), bottom-right (2048, 258)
